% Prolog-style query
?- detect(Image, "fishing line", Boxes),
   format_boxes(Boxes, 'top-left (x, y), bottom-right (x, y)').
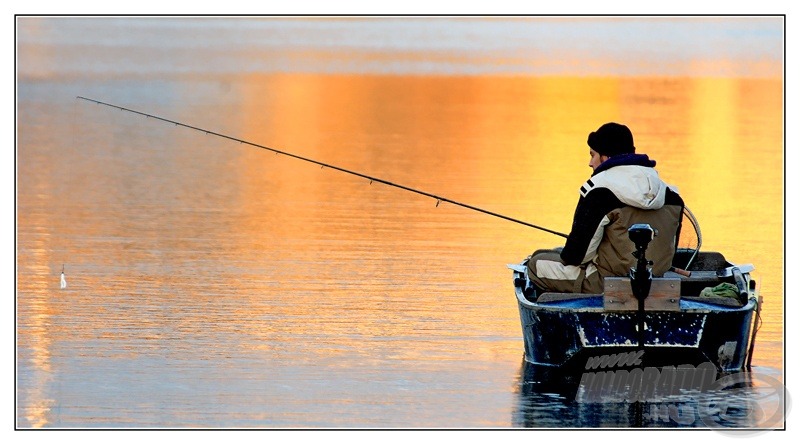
top-left (76, 96), bottom-right (569, 238)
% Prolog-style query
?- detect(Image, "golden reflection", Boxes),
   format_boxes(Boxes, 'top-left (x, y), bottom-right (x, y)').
top-left (684, 78), bottom-right (739, 218)
top-left (222, 74), bottom-right (783, 366)
top-left (17, 218), bottom-right (55, 428)
top-left (17, 107), bottom-right (68, 426)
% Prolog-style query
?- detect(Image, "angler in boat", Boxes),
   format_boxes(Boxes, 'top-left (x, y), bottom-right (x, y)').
top-left (525, 122), bottom-right (684, 298)
top-left (513, 123), bottom-right (759, 373)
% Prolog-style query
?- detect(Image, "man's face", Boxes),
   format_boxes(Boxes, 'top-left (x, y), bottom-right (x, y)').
top-left (589, 149), bottom-right (608, 171)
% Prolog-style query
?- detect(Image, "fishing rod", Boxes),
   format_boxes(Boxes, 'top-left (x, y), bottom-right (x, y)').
top-left (76, 96), bottom-right (569, 238)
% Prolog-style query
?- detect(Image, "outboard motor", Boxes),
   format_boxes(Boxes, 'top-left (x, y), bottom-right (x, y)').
top-left (628, 223), bottom-right (655, 348)
top-left (628, 224), bottom-right (655, 302)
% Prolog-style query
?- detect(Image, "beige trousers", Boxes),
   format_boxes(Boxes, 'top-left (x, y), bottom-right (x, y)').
top-left (526, 249), bottom-right (604, 295)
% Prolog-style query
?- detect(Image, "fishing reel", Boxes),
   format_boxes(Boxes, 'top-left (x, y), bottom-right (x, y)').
top-left (628, 224), bottom-right (655, 301)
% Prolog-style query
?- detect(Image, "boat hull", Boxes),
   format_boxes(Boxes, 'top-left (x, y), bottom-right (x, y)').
top-left (513, 268), bottom-right (758, 373)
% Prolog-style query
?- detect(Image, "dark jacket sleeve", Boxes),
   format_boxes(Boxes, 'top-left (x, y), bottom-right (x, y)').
top-left (560, 188), bottom-right (623, 266)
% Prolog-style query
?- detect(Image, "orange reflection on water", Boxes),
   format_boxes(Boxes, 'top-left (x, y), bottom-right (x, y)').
top-left (223, 74), bottom-right (783, 365)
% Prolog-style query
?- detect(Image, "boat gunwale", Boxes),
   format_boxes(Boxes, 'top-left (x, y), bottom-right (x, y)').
top-left (512, 270), bottom-right (758, 315)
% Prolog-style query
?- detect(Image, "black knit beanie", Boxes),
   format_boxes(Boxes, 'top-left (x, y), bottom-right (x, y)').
top-left (587, 122), bottom-right (636, 157)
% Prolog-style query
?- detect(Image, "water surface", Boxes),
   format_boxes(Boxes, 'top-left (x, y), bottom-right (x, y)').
top-left (15, 17), bottom-right (784, 429)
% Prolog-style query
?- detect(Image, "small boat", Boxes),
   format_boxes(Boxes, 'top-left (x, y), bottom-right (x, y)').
top-left (510, 222), bottom-right (761, 374)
